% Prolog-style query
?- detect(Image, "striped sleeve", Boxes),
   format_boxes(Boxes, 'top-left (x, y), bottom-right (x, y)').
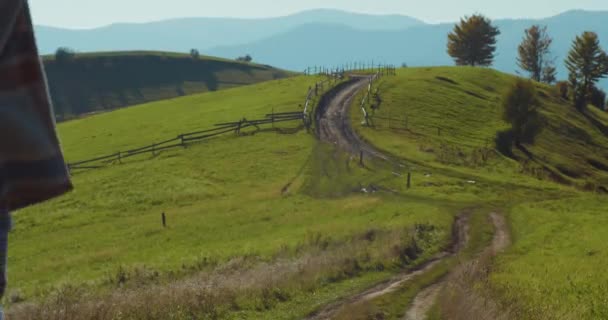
top-left (0, 1), bottom-right (73, 211)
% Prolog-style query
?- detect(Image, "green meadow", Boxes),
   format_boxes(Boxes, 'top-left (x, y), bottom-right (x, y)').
top-left (8, 66), bottom-right (608, 319)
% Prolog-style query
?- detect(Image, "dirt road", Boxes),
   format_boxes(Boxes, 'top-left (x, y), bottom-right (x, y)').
top-left (307, 77), bottom-right (511, 320)
top-left (315, 76), bottom-right (389, 161)
top-left (305, 214), bottom-right (470, 320)
top-left (403, 212), bottom-right (511, 320)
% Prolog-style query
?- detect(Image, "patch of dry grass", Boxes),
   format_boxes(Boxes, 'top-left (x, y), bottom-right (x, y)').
top-left (9, 225), bottom-right (442, 320)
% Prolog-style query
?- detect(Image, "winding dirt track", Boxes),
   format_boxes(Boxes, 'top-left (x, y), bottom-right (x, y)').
top-left (307, 76), bottom-right (511, 320)
top-left (304, 214), bottom-right (470, 320)
top-left (315, 76), bottom-right (390, 161)
top-left (404, 213), bottom-right (511, 320)
top-left (306, 76), bottom-right (470, 320)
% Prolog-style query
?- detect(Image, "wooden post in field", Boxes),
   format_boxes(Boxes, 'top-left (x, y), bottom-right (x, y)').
top-left (161, 212), bottom-right (167, 228)
top-left (117, 152), bottom-right (122, 164)
top-left (407, 172), bottom-right (412, 189)
top-left (359, 151), bottom-right (364, 167)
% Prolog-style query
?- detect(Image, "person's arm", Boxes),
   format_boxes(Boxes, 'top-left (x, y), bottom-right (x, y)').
top-left (0, 1), bottom-right (73, 211)
top-left (0, 0), bottom-right (24, 53)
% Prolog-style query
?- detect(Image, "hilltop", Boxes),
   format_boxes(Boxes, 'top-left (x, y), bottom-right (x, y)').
top-left (354, 67), bottom-right (608, 190)
top-left (43, 51), bottom-right (292, 120)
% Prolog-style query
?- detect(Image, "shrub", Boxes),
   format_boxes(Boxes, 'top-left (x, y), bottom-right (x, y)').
top-left (190, 48), bottom-right (200, 59)
top-left (502, 79), bottom-right (543, 146)
top-left (55, 47), bottom-right (75, 64)
top-left (236, 54), bottom-right (253, 63)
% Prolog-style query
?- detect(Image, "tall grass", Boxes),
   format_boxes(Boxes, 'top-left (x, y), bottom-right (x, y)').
top-left (9, 225), bottom-right (443, 320)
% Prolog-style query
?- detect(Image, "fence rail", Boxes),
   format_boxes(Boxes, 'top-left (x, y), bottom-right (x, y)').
top-left (67, 112), bottom-right (304, 172)
top-left (67, 63), bottom-right (396, 173)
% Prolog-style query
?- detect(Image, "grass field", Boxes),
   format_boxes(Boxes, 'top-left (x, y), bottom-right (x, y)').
top-left (43, 51), bottom-right (293, 120)
top-left (348, 67), bottom-right (608, 319)
top-left (9, 66), bottom-right (608, 319)
top-left (492, 196), bottom-right (608, 319)
top-left (8, 74), bottom-right (460, 319)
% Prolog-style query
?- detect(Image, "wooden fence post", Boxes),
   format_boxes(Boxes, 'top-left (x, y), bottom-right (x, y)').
top-left (407, 172), bottom-right (411, 189)
top-left (359, 151), bottom-right (364, 167)
top-left (117, 152), bottom-right (122, 164)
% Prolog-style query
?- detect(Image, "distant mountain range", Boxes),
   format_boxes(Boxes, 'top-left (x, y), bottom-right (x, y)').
top-left (36, 9), bottom-right (608, 84)
top-left (34, 9), bottom-right (423, 54)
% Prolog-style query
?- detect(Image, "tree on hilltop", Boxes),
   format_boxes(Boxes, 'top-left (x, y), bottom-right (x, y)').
top-left (447, 14), bottom-right (500, 66)
top-left (566, 31), bottom-right (608, 110)
top-left (517, 25), bottom-right (556, 83)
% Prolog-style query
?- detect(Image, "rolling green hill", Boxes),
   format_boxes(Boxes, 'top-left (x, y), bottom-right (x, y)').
top-left (8, 67), bottom-right (608, 319)
top-left (351, 67), bottom-right (608, 319)
top-left (8, 75), bottom-right (456, 319)
top-left (42, 51), bottom-right (293, 120)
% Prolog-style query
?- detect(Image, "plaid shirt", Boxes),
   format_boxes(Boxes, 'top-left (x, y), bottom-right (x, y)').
top-left (0, 0), bottom-right (72, 211)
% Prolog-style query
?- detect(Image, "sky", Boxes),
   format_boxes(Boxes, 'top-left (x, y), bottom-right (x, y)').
top-left (30, 0), bottom-right (608, 29)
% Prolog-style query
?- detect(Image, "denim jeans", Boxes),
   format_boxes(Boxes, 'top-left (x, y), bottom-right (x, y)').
top-left (0, 210), bottom-right (11, 320)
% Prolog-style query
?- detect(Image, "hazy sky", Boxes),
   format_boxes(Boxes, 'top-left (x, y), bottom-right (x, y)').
top-left (30, 0), bottom-right (608, 28)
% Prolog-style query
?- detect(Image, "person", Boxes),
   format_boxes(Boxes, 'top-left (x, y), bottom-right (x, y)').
top-left (0, 0), bottom-right (73, 317)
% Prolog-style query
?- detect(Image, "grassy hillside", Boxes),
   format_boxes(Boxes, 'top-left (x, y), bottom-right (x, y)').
top-left (8, 75), bottom-right (458, 319)
top-left (351, 67), bottom-right (608, 319)
top-left (43, 51), bottom-right (293, 120)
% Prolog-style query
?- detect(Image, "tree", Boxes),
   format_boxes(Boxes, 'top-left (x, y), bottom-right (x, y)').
top-left (517, 25), bottom-right (556, 83)
top-left (565, 31), bottom-right (608, 110)
top-left (447, 14), bottom-right (500, 66)
top-left (55, 47), bottom-right (75, 64)
top-left (502, 79), bottom-right (543, 146)
top-left (190, 48), bottom-right (200, 59)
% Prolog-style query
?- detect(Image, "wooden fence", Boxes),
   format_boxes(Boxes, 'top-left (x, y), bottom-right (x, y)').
top-left (67, 112), bottom-right (304, 172)
top-left (303, 63), bottom-right (397, 76)
top-left (67, 64), bottom-right (394, 173)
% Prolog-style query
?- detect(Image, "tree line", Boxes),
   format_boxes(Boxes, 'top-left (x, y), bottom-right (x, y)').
top-left (447, 14), bottom-right (608, 111)
top-left (447, 14), bottom-right (608, 155)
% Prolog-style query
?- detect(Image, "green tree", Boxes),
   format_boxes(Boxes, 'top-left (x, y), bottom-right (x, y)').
top-left (502, 79), bottom-right (543, 146)
top-left (447, 14), bottom-right (500, 66)
top-left (565, 31), bottom-right (608, 110)
top-left (517, 25), bottom-right (556, 83)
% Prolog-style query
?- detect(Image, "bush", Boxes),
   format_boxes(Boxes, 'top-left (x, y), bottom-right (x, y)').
top-left (555, 81), bottom-right (569, 100)
top-left (236, 54), bottom-right (253, 63)
top-left (55, 47), bottom-right (75, 64)
top-left (190, 48), bottom-right (200, 59)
